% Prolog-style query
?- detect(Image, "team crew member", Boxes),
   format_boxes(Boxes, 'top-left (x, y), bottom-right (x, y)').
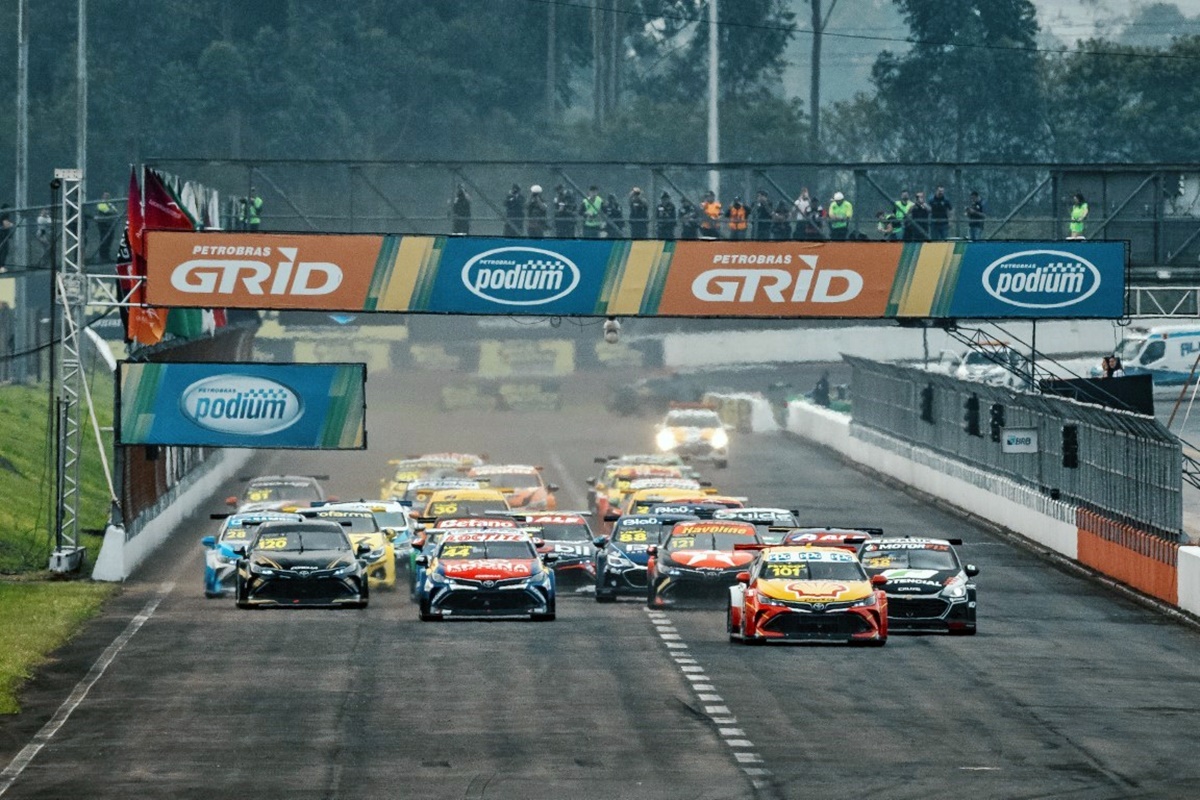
top-left (526, 185), bottom-right (547, 238)
top-left (828, 191), bottom-right (853, 241)
top-left (726, 196), bottom-right (748, 241)
top-left (699, 191), bottom-right (722, 239)
top-left (581, 186), bottom-right (604, 238)
top-left (656, 192), bottom-right (677, 240)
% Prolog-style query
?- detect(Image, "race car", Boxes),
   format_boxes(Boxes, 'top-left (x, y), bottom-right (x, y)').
top-left (858, 536), bottom-right (978, 635)
top-left (654, 403), bottom-right (730, 468)
top-left (588, 463), bottom-right (687, 519)
top-left (646, 519), bottom-right (760, 607)
top-left (409, 515), bottom-right (520, 600)
top-left (713, 507), bottom-right (802, 544)
top-left (620, 490), bottom-right (745, 519)
top-left (379, 456), bottom-right (463, 501)
top-left (416, 531), bottom-right (556, 621)
top-left (234, 519), bottom-right (370, 609)
top-left (468, 465), bottom-right (559, 511)
top-left (776, 526), bottom-right (882, 551)
top-left (727, 545), bottom-right (888, 645)
top-left (593, 512), bottom-right (697, 601)
top-left (510, 512), bottom-right (595, 586)
top-left (226, 474), bottom-right (329, 512)
top-left (300, 505), bottom-right (396, 589)
top-left (610, 479), bottom-right (709, 520)
top-left (415, 488), bottom-right (511, 522)
top-left (401, 477), bottom-right (484, 507)
top-left (201, 511), bottom-right (304, 598)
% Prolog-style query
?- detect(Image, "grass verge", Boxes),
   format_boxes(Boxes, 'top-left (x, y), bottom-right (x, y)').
top-left (0, 581), bottom-right (117, 713)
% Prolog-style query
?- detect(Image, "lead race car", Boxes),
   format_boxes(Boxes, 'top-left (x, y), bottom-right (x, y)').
top-left (234, 519), bottom-right (371, 609)
top-left (416, 531), bottom-right (557, 621)
top-left (858, 536), bottom-right (978, 634)
top-left (727, 545), bottom-right (888, 645)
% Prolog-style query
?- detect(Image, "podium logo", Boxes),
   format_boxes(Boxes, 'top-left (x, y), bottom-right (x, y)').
top-left (462, 247), bottom-right (580, 306)
top-left (181, 375), bottom-right (304, 436)
top-left (982, 250), bottom-right (1101, 309)
top-left (170, 247), bottom-right (343, 296)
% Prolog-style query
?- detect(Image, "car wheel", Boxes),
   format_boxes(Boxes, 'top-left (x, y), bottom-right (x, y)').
top-left (595, 592), bottom-right (616, 603)
top-left (418, 602), bottom-right (438, 622)
top-left (531, 612), bottom-right (556, 621)
top-left (949, 626), bottom-right (977, 636)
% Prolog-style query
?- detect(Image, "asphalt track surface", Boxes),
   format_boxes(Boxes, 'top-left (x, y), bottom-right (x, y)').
top-left (4, 370), bottom-right (1200, 799)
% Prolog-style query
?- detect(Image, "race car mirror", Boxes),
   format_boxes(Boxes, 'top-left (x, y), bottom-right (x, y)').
top-left (548, 484), bottom-right (560, 492)
top-left (604, 511), bottom-right (620, 521)
top-left (543, 553), bottom-right (559, 563)
top-left (736, 572), bottom-right (750, 584)
top-left (414, 555), bottom-right (429, 567)
top-left (585, 476), bottom-right (595, 485)
top-left (871, 574), bottom-right (888, 586)
top-left (231, 545), bottom-right (248, 558)
top-left (647, 545), bottom-right (658, 557)
top-left (200, 536), bottom-right (216, 549)
top-left (225, 496), bottom-right (238, 506)
top-left (356, 543), bottom-right (372, 557)
top-left (592, 537), bottom-right (608, 549)
top-left (210, 513), bottom-right (231, 520)
top-left (965, 564), bottom-right (980, 576)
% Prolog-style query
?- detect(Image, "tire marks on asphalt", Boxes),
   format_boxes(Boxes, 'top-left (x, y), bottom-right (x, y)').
top-left (645, 608), bottom-right (772, 790)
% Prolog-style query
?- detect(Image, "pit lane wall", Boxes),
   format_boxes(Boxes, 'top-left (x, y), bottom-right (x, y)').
top-left (786, 400), bottom-right (1200, 616)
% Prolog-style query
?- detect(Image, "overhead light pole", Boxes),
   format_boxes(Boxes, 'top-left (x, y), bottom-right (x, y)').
top-left (707, 0), bottom-right (719, 197)
top-left (14, 0), bottom-right (29, 382)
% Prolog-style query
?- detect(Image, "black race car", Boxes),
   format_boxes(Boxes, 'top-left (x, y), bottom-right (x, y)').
top-left (858, 536), bottom-right (978, 635)
top-left (513, 513), bottom-right (597, 587)
top-left (234, 520), bottom-right (370, 609)
top-left (593, 512), bottom-right (698, 601)
top-left (712, 507), bottom-right (801, 544)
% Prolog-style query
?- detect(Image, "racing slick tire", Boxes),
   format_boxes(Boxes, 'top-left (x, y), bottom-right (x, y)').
top-left (235, 578), bottom-right (251, 609)
top-left (594, 593), bottom-right (617, 603)
top-left (531, 612), bottom-right (556, 621)
top-left (949, 626), bottom-right (977, 636)
top-left (418, 601), bottom-right (439, 622)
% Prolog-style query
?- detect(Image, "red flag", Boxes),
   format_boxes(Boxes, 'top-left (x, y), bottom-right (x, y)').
top-left (144, 168), bottom-right (206, 340)
top-left (117, 167), bottom-right (165, 345)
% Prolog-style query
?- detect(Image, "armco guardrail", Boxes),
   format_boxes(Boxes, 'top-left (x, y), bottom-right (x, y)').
top-left (845, 355), bottom-right (1182, 537)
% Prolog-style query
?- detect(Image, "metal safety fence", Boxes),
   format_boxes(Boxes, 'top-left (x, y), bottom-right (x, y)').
top-left (846, 355), bottom-right (1183, 537)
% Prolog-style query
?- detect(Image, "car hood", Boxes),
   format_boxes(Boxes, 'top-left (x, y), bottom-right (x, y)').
top-left (439, 559), bottom-right (537, 581)
top-left (663, 549), bottom-right (753, 570)
top-left (612, 542), bottom-right (653, 564)
top-left (875, 568), bottom-right (957, 596)
top-left (251, 551), bottom-right (353, 571)
top-left (757, 579), bottom-right (872, 604)
top-left (545, 541), bottom-right (591, 560)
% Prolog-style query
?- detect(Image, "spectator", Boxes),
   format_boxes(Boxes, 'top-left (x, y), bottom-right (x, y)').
top-left (526, 185), bottom-right (547, 238)
top-left (929, 185), bottom-right (952, 239)
top-left (1069, 192), bottom-right (1088, 240)
top-left (802, 197), bottom-right (826, 240)
top-left (828, 191), bottom-right (853, 240)
top-left (699, 191), bottom-right (721, 239)
top-left (656, 191), bottom-right (677, 240)
top-left (450, 185), bottom-right (471, 235)
top-left (581, 185), bottom-right (604, 238)
top-left (906, 191), bottom-right (930, 241)
top-left (813, 371), bottom-right (831, 407)
top-left (966, 191), bottom-right (986, 241)
top-left (679, 198), bottom-right (701, 240)
top-left (792, 188), bottom-right (813, 239)
top-left (725, 196), bottom-right (748, 241)
top-left (603, 193), bottom-right (625, 237)
top-left (628, 187), bottom-right (650, 238)
top-left (751, 190), bottom-right (773, 241)
top-left (0, 205), bottom-right (13, 271)
top-left (876, 210), bottom-right (898, 241)
top-left (504, 184), bottom-right (525, 237)
top-left (771, 200), bottom-right (791, 240)
top-left (245, 187), bottom-right (263, 232)
top-left (553, 186), bottom-right (576, 238)
top-left (94, 192), bottom-right (120, 261)
top-left (893, 190), bottom-right (913, 233)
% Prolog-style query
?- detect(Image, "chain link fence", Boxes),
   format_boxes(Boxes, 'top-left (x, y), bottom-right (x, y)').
top-left (846, 355), bottom-right (1182, 537)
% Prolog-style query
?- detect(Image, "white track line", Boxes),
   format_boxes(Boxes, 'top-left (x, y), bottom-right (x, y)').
top-left (646, 609), bottom-right (771, 788)
top-left (0, 583), bottom-right (173, 797)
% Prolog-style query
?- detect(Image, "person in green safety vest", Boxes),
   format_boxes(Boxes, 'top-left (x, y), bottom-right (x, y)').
top-left (828, 191), bottom-right (853, 240)
top-left (246, 187), bottom-right (263, 232)
top-left (581, 186), bottom-right (604, 238)
top-left (94, 191), bottom-right (120, 260)
top-left (893, 190), bottom-right (913, 232)
top-left (1069, 192), bottom-right (1088, 240)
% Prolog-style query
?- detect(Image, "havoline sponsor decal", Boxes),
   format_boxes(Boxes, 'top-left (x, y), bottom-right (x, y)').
top-left (180, 374), bottom-right (304, 435)
top-left (461, 246), bottom-right (581, 306)
top-left (981, 250), bottom-right (1101, 309)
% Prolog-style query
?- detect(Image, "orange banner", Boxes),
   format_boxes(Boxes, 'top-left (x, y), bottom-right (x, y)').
top-left (657, 241), bottom-right (903, 317)
top-left (145, 231), bottom-right (386, 310)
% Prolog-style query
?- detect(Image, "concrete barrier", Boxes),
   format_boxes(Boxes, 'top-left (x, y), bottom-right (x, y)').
top-left (1178, 547), bottom-right (1200, 616)
top-left (92, 448), bottom-right (253, 582)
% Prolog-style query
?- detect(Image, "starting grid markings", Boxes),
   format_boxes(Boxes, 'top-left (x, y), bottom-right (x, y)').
top-left (645, 609), bottom-right (771, 788)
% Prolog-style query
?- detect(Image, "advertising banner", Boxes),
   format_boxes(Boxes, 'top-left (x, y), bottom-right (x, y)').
top-left (118, 362), bottom-right (366, 449)
top-left (145, 232), bottom-right (1126, 319)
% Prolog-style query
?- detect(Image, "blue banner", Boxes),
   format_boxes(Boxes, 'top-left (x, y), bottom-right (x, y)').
top-left (947, 242), bottom-right (1125, 319)
top-left (119, 362), bottom-right (366, 449)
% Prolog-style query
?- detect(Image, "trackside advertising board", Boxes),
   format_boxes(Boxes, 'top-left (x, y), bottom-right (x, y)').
top-left (144, 232), bottom-right (1126, 319)
top-left (118, 362), bottom-right (366, 449)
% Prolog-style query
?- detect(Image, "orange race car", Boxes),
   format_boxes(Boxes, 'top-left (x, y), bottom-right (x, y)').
top-left (468, 464), bottom-right (559, 511)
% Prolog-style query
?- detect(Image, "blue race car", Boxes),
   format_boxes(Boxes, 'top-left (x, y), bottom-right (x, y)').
top-left (593, 512), bottom-right (697, 602)
top-left (201, 511), bottom-right (304, 598)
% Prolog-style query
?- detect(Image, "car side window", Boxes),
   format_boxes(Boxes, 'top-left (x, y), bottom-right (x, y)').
top-left (1140, 340), bottom-right (1165, 365)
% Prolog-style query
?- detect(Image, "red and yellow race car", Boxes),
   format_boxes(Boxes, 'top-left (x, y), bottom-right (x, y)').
top-left (727, 545), bottom-right (888, 646)
top-left (468, 464), bottom-right (559, 511)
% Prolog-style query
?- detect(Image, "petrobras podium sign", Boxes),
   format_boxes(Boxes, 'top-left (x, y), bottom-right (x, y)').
top-left (144, 232), bottom-right (1126, 320)
top-left (118, 362), bottom-right (366, 449)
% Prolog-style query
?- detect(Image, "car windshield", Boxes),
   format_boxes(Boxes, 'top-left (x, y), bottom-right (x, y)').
top-left (860, 546), bottom-right (958, 571)
top-left (666, 410), bottom-right (721, 427)
top-left (219, 526), bottom-right (253, 543)
top-left (425, 499), bottom-right (509, 517)
top-left (372, 510), bottom-right (408, 528)
top-left (1114, 337), bottom-right (1145, 361)
top-left (309, 512), bottom-right (378, 534)
top-left (760, 560), bottom-right (866, 581)
top-left (438, 541), bottom-right (535, 559)
top-left (527, 523), bottom-right (590, 541)
top-left (964, 351), bottom-right (1008, 366)
top-left (481, 472), bottom-right (542, 488)
top-left (243, 482), bottom-right (321, 503)
top-left (253, 529), bottom-right (349, 552)
top-left (666, 532), bottom-right (754, 551)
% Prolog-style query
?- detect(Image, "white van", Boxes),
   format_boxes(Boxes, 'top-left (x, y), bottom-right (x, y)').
top-left (1093, 325), bottom-right (1200, 385)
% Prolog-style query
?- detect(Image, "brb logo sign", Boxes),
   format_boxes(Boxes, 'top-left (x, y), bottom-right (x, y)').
top-left (460, 246), bottom-right (581, 306)
top-left (170, 246), bottom-right (343, 297)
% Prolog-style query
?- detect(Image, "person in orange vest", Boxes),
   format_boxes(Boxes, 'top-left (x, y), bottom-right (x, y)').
top-left (699, 191), bottom-right (722, 239)
top-left (725, 196), bottom-right (748, 241)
